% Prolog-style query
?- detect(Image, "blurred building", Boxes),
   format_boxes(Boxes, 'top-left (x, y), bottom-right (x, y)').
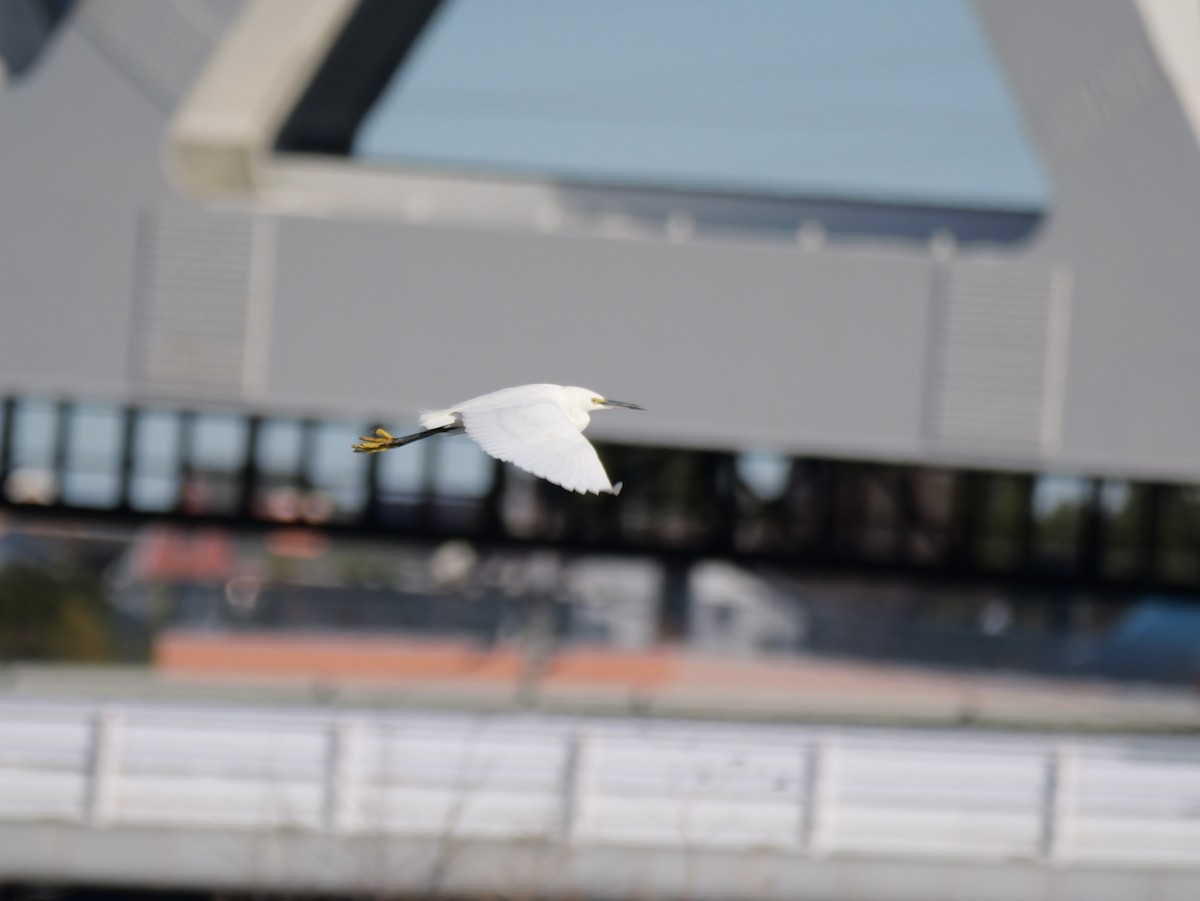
top-left (7, 7), bottom-right (1200, 898)
top-left (3, 0), bottom-right (1200, 675)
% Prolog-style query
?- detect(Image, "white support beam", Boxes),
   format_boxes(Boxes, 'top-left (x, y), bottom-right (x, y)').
top-left (167, 0), bottom-right (356, 197)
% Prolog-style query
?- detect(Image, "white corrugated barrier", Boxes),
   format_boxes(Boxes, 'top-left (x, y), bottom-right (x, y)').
top-left (0, 700), bottom-right (1198, 899)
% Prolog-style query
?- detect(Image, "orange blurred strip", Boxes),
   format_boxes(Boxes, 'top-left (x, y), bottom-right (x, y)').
top-left (156, 632), bottom-right (677, 688)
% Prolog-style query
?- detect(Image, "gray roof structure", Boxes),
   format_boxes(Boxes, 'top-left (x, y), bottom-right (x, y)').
top-left (2, 0), bottom-right (1200, 482)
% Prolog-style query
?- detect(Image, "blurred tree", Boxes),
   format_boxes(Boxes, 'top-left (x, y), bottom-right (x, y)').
top-left (1100, 482), bottom-right (1147, 579)
top-left (1036, 498), bottom-right (1084, 568)
top-left (1158, 487), bottom-right (1200, 585)
top-left (976, 474), bottom-right (1029, 571)
top-left (0, 562), bottom-right (112, 661)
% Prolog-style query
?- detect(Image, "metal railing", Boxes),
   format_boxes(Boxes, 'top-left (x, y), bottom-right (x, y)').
top-left (1, 700), bottom-right (1199, 869)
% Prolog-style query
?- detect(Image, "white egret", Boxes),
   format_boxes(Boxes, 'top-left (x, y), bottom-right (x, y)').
top-left (352, 384), bottom-right (644, 495)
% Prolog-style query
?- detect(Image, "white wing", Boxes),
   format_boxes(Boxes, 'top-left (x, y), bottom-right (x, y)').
top-left (461, 399), bottom-right (615, 495)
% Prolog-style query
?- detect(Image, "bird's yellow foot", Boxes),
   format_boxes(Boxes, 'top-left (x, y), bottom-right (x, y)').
top-left (351, 428), bottom-right (395, 453)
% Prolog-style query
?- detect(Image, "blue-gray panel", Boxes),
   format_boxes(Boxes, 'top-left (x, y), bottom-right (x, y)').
top-left (356, 0), bottom-right (1048, 211)
top-left (266, 217), bottom-right (934, 457)
top-left (0, 27), bottom-right (166, 399)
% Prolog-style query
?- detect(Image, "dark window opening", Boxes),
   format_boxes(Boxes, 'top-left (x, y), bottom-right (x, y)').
top-left (0, 0), bottom-right (73, 82)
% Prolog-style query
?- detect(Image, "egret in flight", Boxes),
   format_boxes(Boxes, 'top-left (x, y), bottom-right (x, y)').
top-left (352, 384), bottom-right (644, 495)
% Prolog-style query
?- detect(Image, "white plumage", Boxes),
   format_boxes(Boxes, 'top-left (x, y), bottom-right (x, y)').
top-left (353, 384), bottom-right (644, 495)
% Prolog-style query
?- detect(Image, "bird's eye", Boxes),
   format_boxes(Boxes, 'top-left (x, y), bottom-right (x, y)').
top-left (592, 397), bottom-right (603, 404)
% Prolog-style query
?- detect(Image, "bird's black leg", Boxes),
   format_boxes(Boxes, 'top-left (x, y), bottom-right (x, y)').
top-left (352, 423), bottom-right (462, 453)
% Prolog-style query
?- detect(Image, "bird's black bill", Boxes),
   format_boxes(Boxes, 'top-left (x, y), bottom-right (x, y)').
top-left (603, 399), bottom-right (645, 410)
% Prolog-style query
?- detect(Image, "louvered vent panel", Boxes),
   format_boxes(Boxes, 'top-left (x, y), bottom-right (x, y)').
top-left (926, 261), bottom-right (1070, 456)
top-left (131, 207), bottom-right (266, 401)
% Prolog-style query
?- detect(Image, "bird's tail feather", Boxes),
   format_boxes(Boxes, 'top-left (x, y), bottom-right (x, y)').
top-left (352, 425), bottom-right (458, 454)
